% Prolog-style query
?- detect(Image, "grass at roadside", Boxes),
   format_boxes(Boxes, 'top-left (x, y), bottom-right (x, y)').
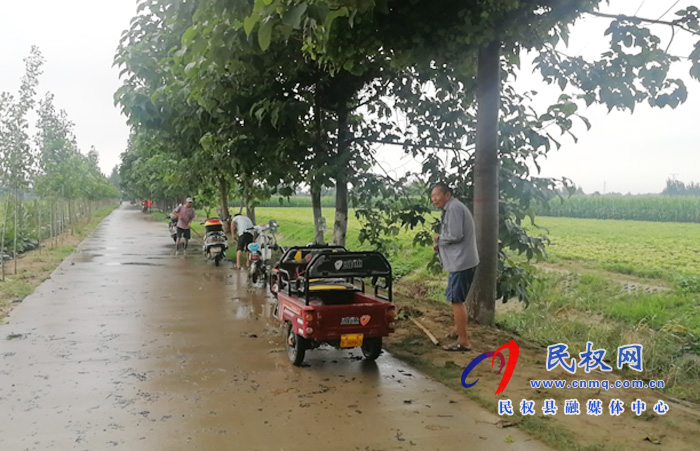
top-left (497, 271), bottom-right (700, 401)
top-left (0, 204), bottom-right (118, 321)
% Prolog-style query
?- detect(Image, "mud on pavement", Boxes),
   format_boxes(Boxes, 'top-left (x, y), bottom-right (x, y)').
top-left (0, 205), bottom-right (549, 450)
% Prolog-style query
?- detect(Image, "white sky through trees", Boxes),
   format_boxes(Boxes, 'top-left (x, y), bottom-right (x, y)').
top-left (1, 0), bottom-right (697, 194)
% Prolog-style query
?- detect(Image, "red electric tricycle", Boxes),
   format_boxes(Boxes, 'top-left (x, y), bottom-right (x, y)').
top-left (270, 245), bottom-right (396, 366)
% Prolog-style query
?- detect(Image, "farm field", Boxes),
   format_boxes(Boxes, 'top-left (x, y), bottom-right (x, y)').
top-left (532, 216), bottom-right (700, 282)
top-left (543, 195), bottom-right (700, 223)
top-left (252, 208), bottom-right (700, 285)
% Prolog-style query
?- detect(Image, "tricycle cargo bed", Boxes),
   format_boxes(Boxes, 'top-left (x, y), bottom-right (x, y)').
top-left (271, 248), bottom-right (395, 366)
top-left (278, 291), bottom-right (395, 342)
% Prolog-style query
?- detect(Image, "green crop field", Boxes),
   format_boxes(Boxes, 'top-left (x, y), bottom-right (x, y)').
top-left (253, 207), bottom-right (700, 283)
top-left (543, 195), bottom-right (700, 223)
top-left (533, 216), bottom-right (700, 282)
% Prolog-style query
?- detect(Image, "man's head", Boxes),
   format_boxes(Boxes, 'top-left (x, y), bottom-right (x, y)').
top-left (185, 197), bottom-right (193, 206)
top-left (431, 182), bottom-right (452, 209)
top-left (233, 213), bottom-right (241, 218)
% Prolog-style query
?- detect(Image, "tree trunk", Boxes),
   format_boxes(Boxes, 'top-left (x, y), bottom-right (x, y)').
top-left (246, 206), bottom-right (256, 224)
top-left (333, 107), bottom-right (350, 246)
top-left (13, 186), bottom-right (18, 275)
top-left (468, 40), bottom-right (501, 326)
top-left (68, 200), bottom-right (74, 235)
top-left (49, 198), bottom-right (54, 246)
top-left (311, 179), bottom-right (324, 244)
top-left (218, 177), bottom-right (230, 220)
top-left (312, 87), bottom-right (325, 245)
top-left (35, 200), bottom-right (40, 254)
top-left (0, 193), bottom-right (11, 281)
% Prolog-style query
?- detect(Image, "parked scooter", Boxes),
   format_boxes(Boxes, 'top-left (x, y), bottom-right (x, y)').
top-left (247, 220), bottom-right (283, 285)
top-left (202, 218), bottom-right (228, 266)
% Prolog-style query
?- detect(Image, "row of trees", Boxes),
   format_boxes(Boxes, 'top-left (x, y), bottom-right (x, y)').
top-left (116, 1), bottom-right (700, 324)
top-left (0, 47), bottom-right (119, 279)
top-left (662, 178), bottom-right (700, 196)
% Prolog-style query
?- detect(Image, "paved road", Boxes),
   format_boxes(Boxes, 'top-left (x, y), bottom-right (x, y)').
top-left (0, 205), bottom-right (549, 450)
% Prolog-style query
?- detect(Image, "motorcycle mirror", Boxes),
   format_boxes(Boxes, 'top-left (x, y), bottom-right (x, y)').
top-left (268, 220), bottom-right (278, 234)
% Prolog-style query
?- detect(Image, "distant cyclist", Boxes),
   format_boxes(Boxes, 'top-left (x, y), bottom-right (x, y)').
top-left (172, 197), bottom-right (195, 250)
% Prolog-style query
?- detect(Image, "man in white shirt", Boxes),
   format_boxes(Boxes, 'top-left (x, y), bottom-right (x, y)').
top-left (230, 214), bottom-right (255, 269)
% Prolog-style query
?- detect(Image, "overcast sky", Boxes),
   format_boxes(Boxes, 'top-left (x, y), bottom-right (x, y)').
top-left (1, 0), bottom-right (698, 194)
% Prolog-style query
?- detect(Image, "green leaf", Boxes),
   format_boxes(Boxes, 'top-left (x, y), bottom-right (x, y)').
top-left (182, 26), bottom-right (196, 46)
top-left (258, 19), bottom-right (273, 50)
top-left (561, 103), bottom-right (577, 115)
top-left (282, 3), bottom-right (307, 29)
top-left (324, 7), bottom-right (349, 31)
top-left (690, 59), bottom-right (700, 81)
top-left (243, 15), bottom-right (257, 36)
top-left (579, 115), bottom-right (591, 131)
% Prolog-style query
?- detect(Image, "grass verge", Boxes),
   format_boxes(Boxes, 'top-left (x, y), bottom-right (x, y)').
top-left (0, 203), bottom-right (118, 322)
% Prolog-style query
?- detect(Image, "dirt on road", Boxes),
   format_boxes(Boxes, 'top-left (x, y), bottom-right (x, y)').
top-left (0, 205), bottom-right (548, 451)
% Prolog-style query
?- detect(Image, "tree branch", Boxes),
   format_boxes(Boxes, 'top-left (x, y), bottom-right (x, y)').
top-left (352, 137), bottom-right (475, 153)
top-left (586, 11), bottom-right (699, 36)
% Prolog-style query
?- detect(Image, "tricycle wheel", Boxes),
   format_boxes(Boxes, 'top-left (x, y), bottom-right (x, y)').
top-left (286, 322), bottom-right (307, 366)
top-left (361, 337), bottom-right (382, 361)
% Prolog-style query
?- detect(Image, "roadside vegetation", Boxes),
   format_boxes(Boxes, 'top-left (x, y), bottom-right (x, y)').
top-left (0, 203), bottom-right (118, 321)
top-left (1, 47), bottom-right (120, 283)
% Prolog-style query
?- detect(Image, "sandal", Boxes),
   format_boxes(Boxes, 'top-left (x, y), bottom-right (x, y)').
top-left (443, 343), bottom-right (472, 352)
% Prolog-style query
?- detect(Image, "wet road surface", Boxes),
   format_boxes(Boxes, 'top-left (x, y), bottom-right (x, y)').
top-left (0, 205), bottom-right (549, 450)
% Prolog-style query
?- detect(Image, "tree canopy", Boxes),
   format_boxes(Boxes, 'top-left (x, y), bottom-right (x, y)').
top-left (115, 0), bottom-right (700, 324)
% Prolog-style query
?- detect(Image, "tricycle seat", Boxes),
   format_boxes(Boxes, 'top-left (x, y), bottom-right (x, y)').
top-left (308, 280), bottom-right (357, 291)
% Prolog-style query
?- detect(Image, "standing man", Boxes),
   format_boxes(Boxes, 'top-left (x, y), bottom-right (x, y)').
top-left (172, 197), bottom-right (196, 250)
top-left (230, 213), bottom-right (254, 269)
top-left (431, 182), bottom-right (479, 352)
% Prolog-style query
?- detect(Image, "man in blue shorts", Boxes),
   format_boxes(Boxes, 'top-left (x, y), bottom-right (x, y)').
top-left (431, 182), bottom-right (479, 352)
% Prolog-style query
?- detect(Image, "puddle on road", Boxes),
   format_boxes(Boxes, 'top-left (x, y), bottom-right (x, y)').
top-left (71, 252), bottom-right (103, 263)
top-left (104, 262), bottom-right (166, 267)
top-left (235, 304), bottom-right (252, 319)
